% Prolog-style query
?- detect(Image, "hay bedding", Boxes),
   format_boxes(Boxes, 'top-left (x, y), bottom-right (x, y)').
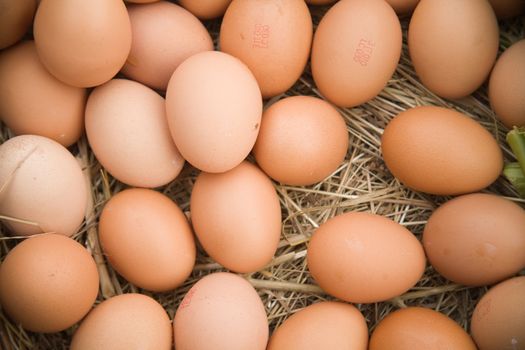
top-left (0, 3), bottom-right (524, 349)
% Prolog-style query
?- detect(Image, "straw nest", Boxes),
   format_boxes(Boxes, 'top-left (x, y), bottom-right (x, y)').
top-left (1, 5), bottom-right (524, 350)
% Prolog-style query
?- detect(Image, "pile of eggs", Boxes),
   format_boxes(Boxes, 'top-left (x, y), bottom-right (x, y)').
top-left (0, 0), bottom-right (524, 349)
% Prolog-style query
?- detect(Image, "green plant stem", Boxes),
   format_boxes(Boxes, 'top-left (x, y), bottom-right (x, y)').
top-left (507, 127), bottom-right (525, 174)
top-left (504, 163), bottom-right (525, 197)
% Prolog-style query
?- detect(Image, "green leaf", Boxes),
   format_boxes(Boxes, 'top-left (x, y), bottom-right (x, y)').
top-left (504, 162), bottom-right (525, 197)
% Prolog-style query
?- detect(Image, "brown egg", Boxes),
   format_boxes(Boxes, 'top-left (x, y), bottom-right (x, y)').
top-left (99, 188), bottom-right (196, 292)
top-left (307, 212), bottom-right (426, 303)
top-left (408, 0), bottom-right (499, 99)
top-left (267, 302), bottom-right (368, 350)
top-left (423, 193), bottom-right (525, 286)
top-left (0, 41), bottom-right (86, 147)
top-left (369, 307), bottom-right (477, 349)
top-left (489, 39), bottom-right (525, 128)
top-left (381, 106), bottom-right (503, 195)
top-left (253, 96), bottom-right (348, 186)
top-left (471, 276), bottom-right (525, 350)
top-left (33, 0), bottom-right (131, 87)
top-left (122, 1), bottom-right (213, 91)
top-left (488, 0), bottom-right (525, 19)
top-left (85, 79), bottom-right (184, 188)
top-left (0, 234), bottom-right (99, 333)
top-left (71, 294), bottom-right (172, 350)
top-left (190, 161), bottom-right (281, 273)
top-left (0, 0), bottom-right (36, 49)
top-left (178, 0), bottom-right (232, 19)
top-left (385, 0), bottom-right (420, 14)
top-left (126, 0), bottom-right (160, 3)
top-left (166, 51), bottom-right (262, 173)
top-left (311, 0), bottom-right (401, 107)
top-left (0, 135), bottom-right (87, 237)
top-left (174, 272), bottom-right (268, 350)
top-left (220, 0), bottom-right (312, 98)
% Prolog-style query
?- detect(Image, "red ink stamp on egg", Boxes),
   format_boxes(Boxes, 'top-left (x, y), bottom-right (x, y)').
top-left (252, 24), bottom-right (270, 48)
top-left (353, 38), bottom-right (375, 66)
top-left (179, 287), bottom-right (197, 310)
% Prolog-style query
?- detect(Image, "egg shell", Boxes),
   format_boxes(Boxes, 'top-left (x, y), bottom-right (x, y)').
top-left (488, 0), bottom-right (525, 18)
top-left (489, 39), bottom-right (525, 128)
top-left (369, 307), bottom-right (477, 349)
top-left (70, 294), bottom-right (172, 350)
top-left (178, 0), bottom-right (232, 19)
top-left (85, 79), bottom-right (184, 188)
top-left (166, 51), bottom-right (262, 173)
top-left (99, 188), bottom-right (196, 292)
top-left (423, 193), bottom-right (525, 286)
top-left (471, 276), bottom-right (525, 350)
top-left (33, 0), bottom-right (131, 88)
top-left (385, 0), bottom-right (420, 14)
top-left (311, 0), bottom-right (401, 107)
top-left (408, 0), bottom-right (499, 99)
top-left (253, 96), bottom-right (348, 186)
top-left (381, 106), bottom-right (503, 195)
top-left (0, 0), bottom-right (36, 49)
top-left (220, 0), bottom-right (312, 98)
top-left (0, 135), bottom-right (87, 236)
top-left (174, 272), bottom-right (268, 350)
top-left (190, 161), bottom-right (281, 273)
top-left (126, 0), bottom-right (160, 3)
top-left (122, 1), bottom-right (213, 91)
top-left (0, 234), bottom-right (99, 333)
top-left (267, 302), bottom-right (368, 350)
top-left (307, 212), bottom-right (426, 303)
top-left (0, 41), bottom-right (86, 147)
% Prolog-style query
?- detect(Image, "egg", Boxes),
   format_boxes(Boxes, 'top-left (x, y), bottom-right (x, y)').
top-left (423, 193), bottom-right (525, 286)
top-left (489, 39), bottom-right (525, 128)
top-left (267, 302), bottom-right (368, 350)
top-left (122, 1), bottom-right (213, 91)
top-left (369, 307), bottom-right (477, 349)
top-left (0, 0), bottom-right (36, 49)
top-left (174, 272), bottom-right (268, 350)
top-left (166, 51), bottom-right (262, 173)
top-left (471, 276), bottom-right (525, 350)
top-left (220, 0), bottom-right (312, 98)
top-left (0, 234), bottom-right (99, 333)
top-left (99, 188), bottom-right (196, 292)
top-left (33, 0), bottom-right (131, 87)
top-left (0, 41), bottom-right (86, 147)
top-left (178, 0), bottom-right (232, 19)
top-left (381, 106), bottom-right (503, 195)
top-left (488, 0), bottom-right (525, 19)
top-left (307, 212), bottom-right (426, 303)
top-left (385, 0), bottom-right (420, 14)
top-left (190, 161), bottom-right (281, 273)
top-left (85, 79), bottom-right (184, 188)
top-left (311, 0), bottom-right (401, 107)
top-left (0, 135), bottom-right (87, 237)
top-left (253, 96), bottom-right (348, 186)
top-left (71, 294), bottom-right (172, 350)
top-left (408, 0), bottom-right (499, 99)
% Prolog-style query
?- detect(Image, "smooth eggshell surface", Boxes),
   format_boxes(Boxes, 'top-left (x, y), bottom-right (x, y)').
top-left (71, 294), bottom-right (172, 350)
top-left (0, 234), bottom-right (99, 333)
top-left (381, 106), bottom-right (503, 195)
top-left (267, 302), bottom-right (368, 350)
top-left (488, 0), bottom-right (525, 19)
top-left (0, 0), bottom-right (36, 49)
top-left (178, 0), bottom-right (232, 19)
top-left (423, 193), bottom-right (525, 286)
top-left (307, 212), bottom-right (426, 303)
top-left (190, 161), bottom-right (281, 273)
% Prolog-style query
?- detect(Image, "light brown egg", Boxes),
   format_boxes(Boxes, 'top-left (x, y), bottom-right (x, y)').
top-left (369, 307), bottom-right (477, 349)
top-left (0, 135), bottom-right (87, 237)
top-left (85, 79), bottom-right (184, 188)
top-left (99, 188), bottom-right (196, 292)
top-left (488, 0), bottom-right (525, 19)
top-left (166, 51), bottom-right (262, 173)
top-left (0, 0), bottom-right (36, 49)
top-left (71, 294), bottom-right (172, 350)
top-left (0, 41), bottom-right (86, 147)
top-left (267, 302), bottom-right (368, 350)
top-left (385, 0), bottom-right (420, 14)
top-left (471, 276), bottom-right (525, 350)
top-left (489, 39), bottom-right (525, 128)
top-left (178, 0), bottom-right (232, 19)
top-left (423, 193), bottom-right (525, 286)
top-left (126, 0), bottom-right (160, 3)
top-left (307, 212), bottom-right (426, 303)
top-left (220, 0), bottom-right (312, 98)
top-left (408, 0), bottom-right (499, 99)
top-left (381, 106), bottom-right (503, 195)
top-left (253, 96), bottom-right (348, 186)
top-left (174, 272), bottom-right (268, 350)
top-left (311, 0), bottom-right (401, 107)
top-left (33, 0), bottom-right (131, 87)
top-left (122, 1), bottom-right (213, 91)
top-left (190, 161), bottom-right (281, 273)
top-left (0, 234), bottom-right (99, 333)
